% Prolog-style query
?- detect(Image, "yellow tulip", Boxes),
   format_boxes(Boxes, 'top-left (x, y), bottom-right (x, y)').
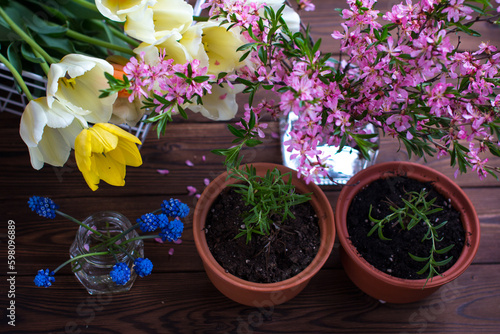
top-left (75, 123), bottom-right (142, 191)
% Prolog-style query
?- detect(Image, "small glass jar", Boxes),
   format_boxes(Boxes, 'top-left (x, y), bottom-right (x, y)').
top-left (69, 211), bottom-right (144, 295)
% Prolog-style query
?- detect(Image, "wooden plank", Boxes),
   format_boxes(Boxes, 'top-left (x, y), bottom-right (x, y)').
top-left (2, 265), bottom-right (499, 333)
top-left (1, 189), bottom-right (498, 274)
top-left (2, 119), bottom-right (500, 201)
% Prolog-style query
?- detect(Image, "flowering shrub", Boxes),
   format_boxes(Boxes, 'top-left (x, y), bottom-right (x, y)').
top-left (4, 0), bottom-right (500, 187)
top-left (29, 196), bottom-right (188, 288)
top-left (105, 0), bottom-right (500, 182)
top-left (207, 0), bottom-right (500, 181)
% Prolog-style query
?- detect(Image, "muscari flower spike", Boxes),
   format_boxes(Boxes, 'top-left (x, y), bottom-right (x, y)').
top-left (28, 196), bottom-right (59, 219)
top-left (109, 262), bottom-right (131, 285)
top-left (134, 258), bottom-right (153, 277)
top-left (159, 218), bottom-right (184, 242)
top-left (137, 213), bottom-right (159, 233)
top-left (34, 269), bottom-right (55, 288)
top-left (161, 198), bottom-right (190, 218)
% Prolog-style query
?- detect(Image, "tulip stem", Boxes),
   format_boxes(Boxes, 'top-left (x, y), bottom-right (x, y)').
top-left (0, 54), bottom-right (34, 101)
top-left (32, 49), bottom-right (50, 75)
top-left (0, 7), bottom-right (57, 65)
top-left (66, 29), bottom-right (136, 56)
top-left (53, 251), bottom-right (109, 274)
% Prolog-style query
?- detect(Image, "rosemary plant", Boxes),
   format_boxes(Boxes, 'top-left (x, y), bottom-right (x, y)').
top-left (367, 188), bottom-right (455, 285)
top-left (227, 164), bottom-right (311, 243)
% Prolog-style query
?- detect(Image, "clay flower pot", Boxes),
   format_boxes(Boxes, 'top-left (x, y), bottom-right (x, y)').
top-left (335, 161), bottom-right (480, 303)
top-left (193, 163), bottom-right (335, 306)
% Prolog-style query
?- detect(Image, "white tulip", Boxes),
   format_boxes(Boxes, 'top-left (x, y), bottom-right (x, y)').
top-left (124, 0), bottom-right (193, 44)
top-left (110, 97), bottom-right (147, 127)
top-left (95, 0), bottom-right (156, 22)
top-left (20, 97), bottom-right (87, 169)
top-left (188, 84), bottom-right (245, 121)
top-left (134, 31), bottom-right (192, 66)
top-left (46, 54), bottom-right (117, 124)
top-left (195, 21), bottom-right (245, 75)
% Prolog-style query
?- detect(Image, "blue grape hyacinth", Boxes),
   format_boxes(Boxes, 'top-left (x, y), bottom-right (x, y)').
top-left (161, 198), bottom-right (189, 218)
top-left (134, 258), bottom-right (153, 277)
top-left (159, 218), bottom-right (184, 242)
top-left (28, 196), bottom-right (59, 219)
top-left (137, 213), bottom-right (159, 233)
top-left (109, 262), bottom-right (131, 285)
top-left (34, 269), bottom-right (55, 287)
top-left (31, 197), bottom-right (188, 290)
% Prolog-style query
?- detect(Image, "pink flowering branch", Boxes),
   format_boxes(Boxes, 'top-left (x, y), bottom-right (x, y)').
top-left (102, 0), bottom-right (500, 181)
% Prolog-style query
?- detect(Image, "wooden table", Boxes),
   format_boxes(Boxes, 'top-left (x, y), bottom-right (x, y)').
top-left (1, 1), bottom-right (500, 333)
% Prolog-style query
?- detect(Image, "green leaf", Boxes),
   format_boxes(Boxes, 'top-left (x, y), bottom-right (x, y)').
top-left (37, 33), bottom-right (76, 55)
top-left (21, 43), bottom-right (44, 64)
top-left (434, 244), bottom-right (455, 254)
top-left (433, 257), bottom-right (454, 267)
top-left (227, 124), bottom-right (245, 138)
top-left (245, 139), bottom-right (263, 147)
top-left (408, 252), bottom-right (430, 262)
top-left (453, 22), bottom-right (481, 37)
top-left (25, 16), bottom-right (68, 36)
top-left (7, 42), bottom-right (22, 77)
top-left (236, 42), bottom-right (256, 52)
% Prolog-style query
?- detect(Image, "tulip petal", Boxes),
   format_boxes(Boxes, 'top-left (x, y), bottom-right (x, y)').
top-left (125, 0), bottom-right (192, 43)
top-left (35, 126), bottom-right (72, 168)
top-left (27, 146), bottom-right (45, 170)
top-left (94, 153), bottom-right (126, 187)
top-left (95, 123), bottom-right (142, 145)
top-left (188, 84), bottom-right (244, 120)
top-left (96, 0), bottom-right (156, 22)
top-left (109, 139), bottom-right (143, 167)
top-left (19, 98), bottom-right (48, 147)
top-left (197, 22), bottom-right (244, 74)
top-left (46, 54), bottom-right (116, 124)
top-left (91, 126), bottom-right (119, 152)
top-left (75, 129), bottom-right (93, 173)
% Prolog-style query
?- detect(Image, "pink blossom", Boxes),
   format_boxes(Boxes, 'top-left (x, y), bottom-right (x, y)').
top-left (377, 37), bottom-right (401, 57)
top-left (157, 169), bottom-right (169, 175)
top-left (467, 143), bottom-right (489, 180)
top-left (442, 0), bottom-right (473, 22)
top-left (187, 186), bottom-right (197, 196)
top-left (386, 114), bottom-right (412, 132)
top-left (299, 0), bottom-right (315, 11)
top-left (185, 160), bottom-right (194, 167)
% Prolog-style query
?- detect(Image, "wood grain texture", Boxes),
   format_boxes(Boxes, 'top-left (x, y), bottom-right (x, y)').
top-left (1, 266), bottom-right (499, 334)
top-left (2, 0), bottom-right (500, 332)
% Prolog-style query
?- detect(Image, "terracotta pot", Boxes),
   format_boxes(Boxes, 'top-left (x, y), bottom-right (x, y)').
top-left (335, 161), bottom-right (480, 303)
top-left (193, 163), bottom-right (335, 306)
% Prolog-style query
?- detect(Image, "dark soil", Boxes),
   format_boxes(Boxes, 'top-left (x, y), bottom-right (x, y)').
top-left (205, 187), bottom-right (320, 283)
top-left (347, 176), bottom-right (465, 280)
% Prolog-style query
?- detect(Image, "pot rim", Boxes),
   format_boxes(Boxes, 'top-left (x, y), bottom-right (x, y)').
top-left (193, 162), bottom-right (335, 292)
top-left (335, 161), bottom-right (480, 289)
